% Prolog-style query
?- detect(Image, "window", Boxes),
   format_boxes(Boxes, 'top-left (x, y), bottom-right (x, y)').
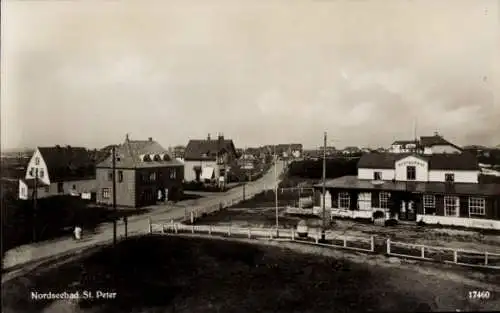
top-left (108, 171), bottom-right (113, 181)
top-left (445, 173), bottom-right (454, 183)
top-left (379, 192), bottom-right (390, 209)
top-left (406, 166), bottom-right (416, 181)
top-left (338, 192), bottom-right (350, 209)
top-left (57, 182), bottom-right (63, 193)
top-left (170, 168), bottom-right (177, 179)
top-left (72, 184), bottom-right (76, 190)
top-left (29, 168), bottom-right (34, 177)
top-left (118, 171), bottom-right (123, 183)
top-left (373, 171), bottom-right (382, 180)
top-left (44, 186), bottom-right (50, 193)
top-left (444, 196), bottom-right (459, 217)
top-left (39, 169), bottom-right (44, 178)
top-left (150, 172), bottom-right (157, 181)
top-left (468, 197), bottom-right (486, 216)
top-left (102, 188), bottom-right (110, 199)
top-left (423, 195), bottom-right (436, 215)
top-left (35, 157), bottom-right (40, 165)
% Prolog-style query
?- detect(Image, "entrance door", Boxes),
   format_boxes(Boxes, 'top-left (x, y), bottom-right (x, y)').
top-left (399, 200), bottom-right (417, 221)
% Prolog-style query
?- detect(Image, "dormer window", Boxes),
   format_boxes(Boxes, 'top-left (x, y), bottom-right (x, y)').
top-left (153, 154), bottom-right (162, 161)
top-left (142, 154), bottom-right (152, 162)
top-left (163, 154), bottom-right (171, 161)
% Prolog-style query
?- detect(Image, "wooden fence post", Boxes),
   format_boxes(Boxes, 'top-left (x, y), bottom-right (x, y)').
top-left (291, 228), bottom-right (295, 241)
top-left (162, 224), bottom-right (166, 234)
top-left (370, 236), bottom-right (374, 252)
top-left (420, 245), bottom-right (425, 258)
top-left (386, 239), bottom-right (391, 255)
top-left (228, 226), bottom-right (231, 236)
top-left (453, 250), bottom-right (458, 263)
top-left (485, 252), bottom-right (488, 266)
top-left (248, 228), bottom-right (251, 239)
top-left (191, 224), bottom-right (195, 234)
top-left (269, 229), bottom-right (273, 239)
top-left (315, 232), bottom-right (319, 244)
top-left (170, 219), bottom-right (174, 232)
top-left (208, 225), bottom-right (212, 235)
top-left (148, 218), bottom-right (152, 234)
top-left (190, 211), bottom-right (194, 224)
top-left (343, 237), bottom-right (347, 248)
top-left (174, 223), bottom-right (178, 234)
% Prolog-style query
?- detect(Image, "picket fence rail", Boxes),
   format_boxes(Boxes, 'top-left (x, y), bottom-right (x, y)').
top-left (386, 239), bottom-right (500, 270)
top-left (149, 221), bottom-right (375, 253)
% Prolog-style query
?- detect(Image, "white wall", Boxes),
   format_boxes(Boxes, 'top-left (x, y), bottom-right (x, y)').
top-left (24, 149), bottom-right (51, 185)
top-left (358, 168), bottom-right (395, 180)
top-left (430, 145), bottom-right (461, 154)
top-left (417, 215), bottom-right (500, 230)
top-left (428, 170), bottom-right (479, 183)
top-left (183, 160), bottom-right (219, 182)
top-left (395, 156), bottom-right (428, 182)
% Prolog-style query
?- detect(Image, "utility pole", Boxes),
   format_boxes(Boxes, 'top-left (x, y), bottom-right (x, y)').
top-left (112, 145), bottom-right (117, 246)
top-left (33, 168), bottom-right (38, 243)
top-left (321, 131), bottom-right (327, 241)
top-left (275, 145), bottom-right (279, 237)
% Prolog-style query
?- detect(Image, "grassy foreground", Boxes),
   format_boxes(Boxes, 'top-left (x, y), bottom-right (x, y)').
top-left (2, 235), bottom-right (498, 313)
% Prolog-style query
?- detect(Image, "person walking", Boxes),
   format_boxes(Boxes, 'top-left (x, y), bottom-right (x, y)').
top-left (74, 225), bottom-right (82, 240)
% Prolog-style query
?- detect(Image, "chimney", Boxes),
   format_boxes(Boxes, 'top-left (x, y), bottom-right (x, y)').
top-left (434, 131), bottom-right (439, 137)
top-left (207, 133), bottom-right (211, 141)
top-left (125, 133), bottom-right (130, 142)
top-left (218, 133), bottom-right (224, 141)
top-left (148, 137), bottom-right (153, 142)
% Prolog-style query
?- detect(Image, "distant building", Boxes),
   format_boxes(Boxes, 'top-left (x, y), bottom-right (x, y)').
top-left (183, 134), bottom-right (238, 185)
top-left (390, 133), bottom-right (462, 155)
top-left (313, 152), bottom-right (500, 230)
top-left (18, 146), bottom-right (96, 200)
top-left (342, 146), bottom-right (362, 155)
top-left (238, 153), bottom-right (258, 171)
top-left (95, 136), bottom-right (184, 208)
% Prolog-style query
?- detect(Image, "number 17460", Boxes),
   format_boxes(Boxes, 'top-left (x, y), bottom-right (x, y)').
top-left (468, 291), bottom-right (491, 300)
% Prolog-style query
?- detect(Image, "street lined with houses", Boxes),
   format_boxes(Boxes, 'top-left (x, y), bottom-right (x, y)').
top-left (2, 161), bottom-right (285, 274)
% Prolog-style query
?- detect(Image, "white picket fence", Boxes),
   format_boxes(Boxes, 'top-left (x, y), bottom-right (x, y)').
top-left (387, 239), bottom-right (500, 270)
top-left (149, 221), bottom-right (376, 253)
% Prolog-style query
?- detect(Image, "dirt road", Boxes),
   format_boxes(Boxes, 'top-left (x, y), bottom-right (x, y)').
top-left (2, 162), bottom-right (284, 272)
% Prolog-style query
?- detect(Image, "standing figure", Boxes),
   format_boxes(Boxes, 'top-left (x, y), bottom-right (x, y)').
top-left (74, 226), bottom-right (82, 240)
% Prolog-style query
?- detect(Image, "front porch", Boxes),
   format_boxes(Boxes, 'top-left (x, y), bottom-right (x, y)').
top-left (314, 188), bottom-right (420, 222)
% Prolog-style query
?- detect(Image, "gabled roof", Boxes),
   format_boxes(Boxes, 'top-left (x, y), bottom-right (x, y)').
top-left (97, 139), bottom-right (183, 169)
top-left (419, 135), bottom-right (462, 151)
top-left (184, 138), bottom-right (236, 161)
top-left (38, 146), bottom-right (95, 182)
top-left (357, 152), bottom-right (479, 171)
top-left (391, 140), bottom-right (418, 146)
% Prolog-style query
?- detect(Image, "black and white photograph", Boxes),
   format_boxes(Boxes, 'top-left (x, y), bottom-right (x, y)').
top-left (1, 0), bottom-right (500, 312)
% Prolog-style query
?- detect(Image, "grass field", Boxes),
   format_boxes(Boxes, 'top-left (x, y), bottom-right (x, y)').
top-left (3, 235), bottom-right (499, 313)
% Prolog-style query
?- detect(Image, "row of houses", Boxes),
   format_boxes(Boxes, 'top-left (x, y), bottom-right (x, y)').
top-left (311, 137), bottom-right (500, 230)
top-left (18, 133), bottom-right (241, 207)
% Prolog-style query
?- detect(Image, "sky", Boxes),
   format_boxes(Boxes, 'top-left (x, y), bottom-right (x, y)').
top-left (1, 0), bottom-right (499, 151)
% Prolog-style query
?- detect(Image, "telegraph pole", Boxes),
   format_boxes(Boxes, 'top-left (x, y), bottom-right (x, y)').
top-left (33, 168), bottom-right (38, 242)
top-left (112, 145), bottom-right (117, 245)
top-left (275, 145), bottom-right (279, 237)
top-left (321, 132), bottom-right (327, 241)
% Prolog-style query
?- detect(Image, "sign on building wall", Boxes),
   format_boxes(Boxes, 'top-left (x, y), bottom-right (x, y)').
top-left (397, 160), bottom-right (426, 168)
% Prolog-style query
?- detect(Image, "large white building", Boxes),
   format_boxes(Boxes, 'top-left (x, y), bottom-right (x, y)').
top-left (389, 133), bottom-right (463, 155)
top-left (313, 152), bottom-right (500, 230)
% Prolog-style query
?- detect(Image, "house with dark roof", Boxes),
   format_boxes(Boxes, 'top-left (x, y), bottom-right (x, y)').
top-left (18, 146), bottom-right (97, 200)
top-left (389, 132), bottom-right (462, 155)
top-left (183, 134), bottom-right (237, 185)
top-left (95, 136), bottom-right (184, 208)
top-left (312, 152), bottom-right (500, 230)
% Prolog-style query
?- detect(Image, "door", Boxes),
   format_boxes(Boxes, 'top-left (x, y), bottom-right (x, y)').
top-left (399, 200), bottom-right (417, 221)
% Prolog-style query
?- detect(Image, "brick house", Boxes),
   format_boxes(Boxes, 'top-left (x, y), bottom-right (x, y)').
top-left (18, 146), bottom-right (96, 200)
top-left (95, 136), bottom-right (184, 208)
top-left (313, 152), bottom-right (500, 230)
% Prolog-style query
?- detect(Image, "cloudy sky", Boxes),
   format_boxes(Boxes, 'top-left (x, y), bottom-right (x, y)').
top-left (2, 0), bottom-right (499, 150)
